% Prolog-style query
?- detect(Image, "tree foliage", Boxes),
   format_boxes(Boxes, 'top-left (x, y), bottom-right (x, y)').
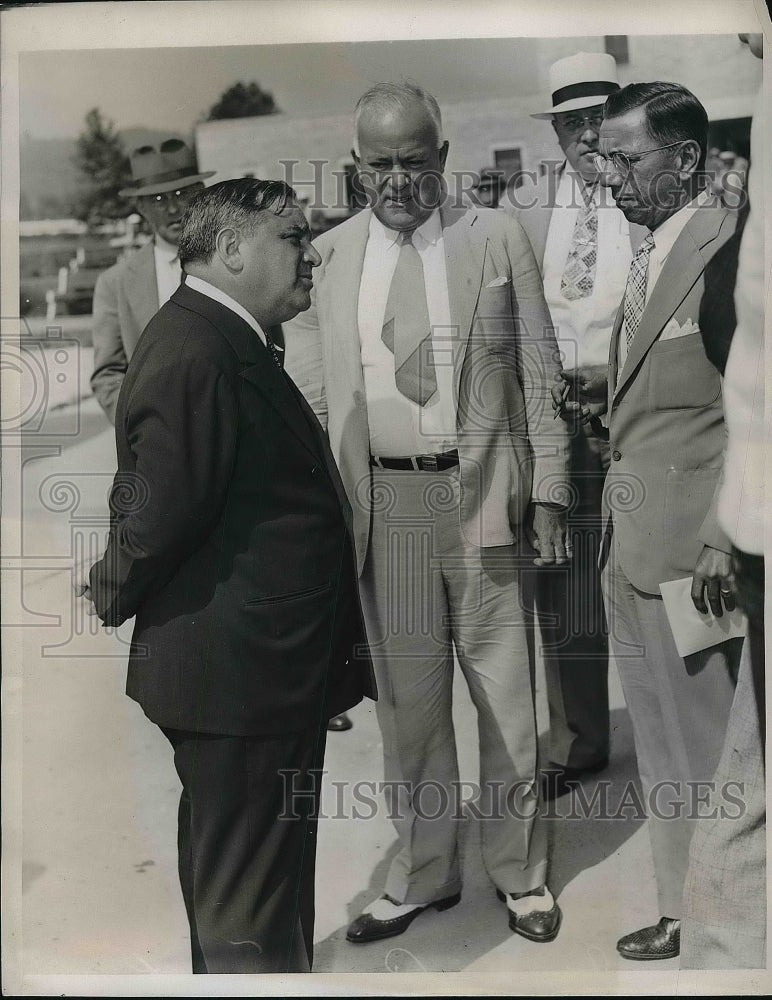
top-left (206, 81), bottom-right (279, 121)
top-left (72, 108), bottom-right (132, 226)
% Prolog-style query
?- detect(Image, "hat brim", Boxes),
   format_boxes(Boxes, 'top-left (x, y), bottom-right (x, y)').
top-left (119, 171), bottom-right (215, 198)
top-left (530, 94), bottom-right (613, 119)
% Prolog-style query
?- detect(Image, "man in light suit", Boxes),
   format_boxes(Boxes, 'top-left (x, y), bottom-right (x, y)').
top-left (285, 82), bottom-right (570, 944)
top-left (559, 82), bottom-right (741, 961)
top-left (90, 138), bottom-right (213, 423)
top-left (504, 52), bottom-right (645, 799)
top-left (81, 179), bottom-right (376, 973)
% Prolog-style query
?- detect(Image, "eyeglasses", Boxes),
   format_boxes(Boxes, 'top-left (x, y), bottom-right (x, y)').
top-left (553, 111), bottom-right (604, 134)
top-left (593, 141), bottom-right (685, 176)
top-left (141, 186), bottom-right (203, 207)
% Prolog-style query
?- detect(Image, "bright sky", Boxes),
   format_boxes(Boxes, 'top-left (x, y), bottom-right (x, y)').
top-left (19, 37), bottom-right (588, 139)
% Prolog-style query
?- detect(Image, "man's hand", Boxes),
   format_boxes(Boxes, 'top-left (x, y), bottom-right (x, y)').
top-left (74, 580), bottom-right (98, 617)
top-left (525, 502), bottom-right (570, 566)
top-left (551, 366), bottom-right (609, 424)
top-left (691, 545), bottom-right (736, 617)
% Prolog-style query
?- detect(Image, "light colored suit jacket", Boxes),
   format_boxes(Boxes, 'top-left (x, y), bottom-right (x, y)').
top-left (285, 203), bottom-right (569, 575)
top-left (603, 203), bottom-right (737, 594)
top-left (503, 162), bottom-right (648, 269)
top-left (91, 242), bottom-right (159, 424)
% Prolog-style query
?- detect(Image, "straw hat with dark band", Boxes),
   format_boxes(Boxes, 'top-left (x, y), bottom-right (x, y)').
top-left (531, 52), bottom-right (620, 119)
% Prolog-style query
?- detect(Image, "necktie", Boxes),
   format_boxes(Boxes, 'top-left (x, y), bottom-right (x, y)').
top-left (622, 233), bottom-right (655, 349)
top-left (560, 186), bottom-right (598, 301)
top-left (264, 328), bottom-right (284, 369)
top-left (381, 232), bottom-right (437, 406)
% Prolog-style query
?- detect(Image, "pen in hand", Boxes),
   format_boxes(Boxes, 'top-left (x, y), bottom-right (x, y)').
top-left (553, 381), bottom-right (570, 419)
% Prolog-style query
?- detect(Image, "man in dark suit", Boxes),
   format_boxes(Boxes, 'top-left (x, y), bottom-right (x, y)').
top-left (80, 178), bottom-right (376, 974)
top-left (557, 82), bottom-right (741, 962)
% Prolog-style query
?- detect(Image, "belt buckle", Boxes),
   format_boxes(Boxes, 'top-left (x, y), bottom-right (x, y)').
top-left (422, 453), bottom-right (438, 472)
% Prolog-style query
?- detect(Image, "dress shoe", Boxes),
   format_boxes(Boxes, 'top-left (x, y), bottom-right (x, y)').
top-left (616, 917), bottom-right (680, 960)
top-left (496, 886), bottom-right (562, 942)
top-left (327, 713), bottom-right (353, 732)
top-left (540, 758), bottom-right (609, 800)
top-left (346, 892), bottom-right (461, 943)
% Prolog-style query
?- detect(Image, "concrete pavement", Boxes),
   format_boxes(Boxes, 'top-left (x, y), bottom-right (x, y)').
top-left (8, 393), bottom-right (728, 995)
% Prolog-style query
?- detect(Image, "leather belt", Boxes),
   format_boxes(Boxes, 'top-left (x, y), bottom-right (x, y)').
top-left (370, 449), bottom-right (459, 472)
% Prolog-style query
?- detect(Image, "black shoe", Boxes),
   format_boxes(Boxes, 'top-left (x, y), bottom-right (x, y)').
top-left (346, 892), bottom-right (461, 943)
top-left (616, 917), bottom-right (680, 960)
top-left (540, 758), bottom-right (609, 800)
top-left (496, 886), bottom-right (562, 943)
top-left (327, 713), bottom-right (353, 732)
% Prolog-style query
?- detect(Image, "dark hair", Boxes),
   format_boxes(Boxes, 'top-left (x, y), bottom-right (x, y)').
top-left (178, 177), bottom-right (296, 266)
top-left (604, 82), bottom-right (708, 171)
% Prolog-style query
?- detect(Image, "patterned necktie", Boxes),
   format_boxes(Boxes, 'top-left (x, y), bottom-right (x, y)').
top-left (264, 326), bottom-right (284, 369)
top-left (622, 233), bottom-right (655, 349)
top-left (560, 186), bottom-right (598, 301)
top-left (381, 232), bottom-right (437, 406)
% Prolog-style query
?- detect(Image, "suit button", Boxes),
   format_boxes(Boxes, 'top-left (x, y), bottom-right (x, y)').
top-left (612, 450), bottom-right (622, 462)
top-left (311, 466), bottom-right (320, 475)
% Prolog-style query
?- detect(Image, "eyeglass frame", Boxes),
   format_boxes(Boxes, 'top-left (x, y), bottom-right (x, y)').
top-left (552, 110), bottom-right (605, 135)
top-left (137, 184), bottom-right (204, 207)
top-left (593, 141), bottom-right (686, 176)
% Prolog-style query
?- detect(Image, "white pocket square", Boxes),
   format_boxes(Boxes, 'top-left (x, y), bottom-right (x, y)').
top-left (486, 276), bottom-right (510, 288)
top-left (660, 318), bottom-right (700, 341)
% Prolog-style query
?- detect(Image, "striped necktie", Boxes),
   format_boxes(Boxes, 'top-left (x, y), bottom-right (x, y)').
top-left (622, 233), bottom-right (655, 349)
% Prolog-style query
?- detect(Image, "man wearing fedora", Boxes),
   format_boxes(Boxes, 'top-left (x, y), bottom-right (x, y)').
top-left (90, 137), bottom-right (215, 424)
top-left (503, 52), bottom-right (644, 799)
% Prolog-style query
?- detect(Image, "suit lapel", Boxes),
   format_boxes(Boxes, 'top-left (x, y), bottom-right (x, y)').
top-left (170, 283), bottom-right (324, 466)
top-left (125, 242), bottom-right (160, 332)
top-left (441, 203), bottom-right (487, 393)
top-left (614, 205), bottom-right (730, 399)
top-left (320, 209), bottom-right (371, 400)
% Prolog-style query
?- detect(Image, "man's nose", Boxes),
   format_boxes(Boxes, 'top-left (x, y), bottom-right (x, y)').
top-left (166, 196), bottom-right (183, 214)
top-left (305, 243), bottom-right (322, 267)
top-left (580, 123), bottom-right (599, 144)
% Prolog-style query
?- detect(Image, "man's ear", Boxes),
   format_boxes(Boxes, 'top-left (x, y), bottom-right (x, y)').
top-left (215, 227), bottom-right (243, 273)
top-left (677, 140), bottom-right (701, 179)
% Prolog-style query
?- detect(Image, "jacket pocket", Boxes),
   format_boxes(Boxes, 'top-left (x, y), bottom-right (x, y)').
top-left (648, 332), bottom-right (721, 411)
top-left (244, 581), bottom-right (331, 606)
top-left (663, 467), bottom-right (720, 574)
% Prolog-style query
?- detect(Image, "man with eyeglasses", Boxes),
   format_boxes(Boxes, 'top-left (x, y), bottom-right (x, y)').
top-left (504, 52), bottom-right (644, 803)
top-left (558, 81), bottom-right (742, 962)
top-left (90, 138), bottom-right (214, 423)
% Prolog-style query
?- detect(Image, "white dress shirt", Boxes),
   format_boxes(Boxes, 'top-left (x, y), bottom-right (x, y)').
top-left (185, 274), bottom-right (267, 346)
top-left (542, 165), bottom-right (633, 369)
top-left (617, 189), bottom-right (710, 371)
top-left (358, 210), bottom-right (457, 457)
top-left (153, 238), bottom-right (183, 307)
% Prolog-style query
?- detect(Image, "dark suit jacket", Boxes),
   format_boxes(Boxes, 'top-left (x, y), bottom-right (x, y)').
top-left (89, 282), bottom-right (375, 736)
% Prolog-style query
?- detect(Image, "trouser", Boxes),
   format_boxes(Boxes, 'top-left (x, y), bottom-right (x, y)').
top-left (680, 641), bottom-right (766, 968)
top-left (601, 543), bottom-right (740, 918)
top-left (162, 723), bottom-right (327, 973)
top-left (358, 466), bottom-right (547, 905)
top-left (536, 424), bottom-right (610, 769)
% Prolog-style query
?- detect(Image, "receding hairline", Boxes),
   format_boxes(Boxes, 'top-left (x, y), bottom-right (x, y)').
top-left (353, 83), bottom-right (445, 153)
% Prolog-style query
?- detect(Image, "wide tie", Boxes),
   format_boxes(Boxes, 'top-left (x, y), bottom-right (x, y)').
top-left (622, 233), bottom-right (655, 349)
top-left (560, 187), bottom-right (598, 301)
top-left (381, 232), bottom-right (437, 406)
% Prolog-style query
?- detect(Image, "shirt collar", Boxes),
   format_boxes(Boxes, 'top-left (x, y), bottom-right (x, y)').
top-left (649, 189), bottom-right (710, 254)
top-left (369, 208), bottom-right (442, 249)
top-left (154, 236), bottom-right (179, 263)
top-left (184, 274), bottom-right (267, 345)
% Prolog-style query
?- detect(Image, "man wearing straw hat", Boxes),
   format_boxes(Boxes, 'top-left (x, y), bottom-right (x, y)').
top-left (504, 52), bottom-right (644, 801)
top-left (90, 137), bottom-right (215, 423)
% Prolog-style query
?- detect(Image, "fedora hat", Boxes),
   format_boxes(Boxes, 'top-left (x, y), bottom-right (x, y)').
top-left (119, 137), bottom-right (215, 197)
top-left (531, 51), bottom-right (620, 119)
